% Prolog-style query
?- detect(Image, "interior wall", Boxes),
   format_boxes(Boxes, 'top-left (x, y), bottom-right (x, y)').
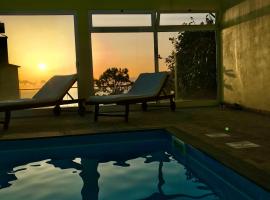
top-left (0, 0), bottom-right (220, 99)
top-left (221, 0), bottom-right (270, 111)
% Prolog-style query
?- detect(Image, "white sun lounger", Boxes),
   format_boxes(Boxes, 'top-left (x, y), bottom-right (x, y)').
top-left (86, 72), bottom-right (175, 121)
top-left (0, 74), bottom-right (84, 130)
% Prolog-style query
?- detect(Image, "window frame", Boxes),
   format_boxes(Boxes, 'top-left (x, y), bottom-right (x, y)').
top-left (89, 10), bottom-right (155, 32)
top-left (159, 12), bottom-right (216, 26)
top-left (0, 11), bottom-right (80, 102)
top-left (88, 10), bottom-right (220, 105)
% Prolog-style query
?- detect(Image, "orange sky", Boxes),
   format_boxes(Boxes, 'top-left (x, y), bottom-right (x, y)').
top-left (0, 15), bottom-right (77, 89)
top-left (91, 33), bottom-right (155, 80)
top-left (0, 15), bottom-right (176, 89)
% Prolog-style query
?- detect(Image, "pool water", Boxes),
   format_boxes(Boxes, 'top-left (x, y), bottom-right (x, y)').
top-left (0, 130), bottom-right (269, 200)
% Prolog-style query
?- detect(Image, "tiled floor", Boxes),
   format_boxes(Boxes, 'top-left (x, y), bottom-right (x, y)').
top-left (0, 105), bottom-right (270, 191)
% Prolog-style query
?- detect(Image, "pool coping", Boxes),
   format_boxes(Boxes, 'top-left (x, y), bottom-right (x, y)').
top-left (166, 126), bottom-right (270, 193)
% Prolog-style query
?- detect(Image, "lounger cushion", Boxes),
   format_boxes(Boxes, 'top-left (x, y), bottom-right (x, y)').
top-left (87, 72), bottom-right (168, 104)
top-left (0, 99), bottom-right (49, 110)
top-left (0, 74), bottom-right (77, 111)
top-left (33, 74), bottom-right (77, 101)
top-left (128, 72), bottom-right (168, 96)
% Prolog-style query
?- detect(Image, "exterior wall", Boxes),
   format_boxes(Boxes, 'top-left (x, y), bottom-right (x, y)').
top-left (0, 0), bottom-right (220, 99)
top-left (0, 64), bottom-right (20, 100)
top-left (221, 0), bottom-right (270, 111)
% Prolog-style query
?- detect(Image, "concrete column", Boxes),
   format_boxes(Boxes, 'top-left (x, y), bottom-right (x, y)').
top-left (74, 10), bottom-right (94, 99)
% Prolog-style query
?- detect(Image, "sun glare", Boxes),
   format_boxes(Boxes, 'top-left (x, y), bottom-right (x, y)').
top-left (38, 63), bottom-right (46, 71)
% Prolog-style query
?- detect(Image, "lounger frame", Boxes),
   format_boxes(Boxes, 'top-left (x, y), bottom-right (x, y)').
top-left (87, 74), bottom-right (176, 122)
top-left (0, 76), bottom-right (85, 130)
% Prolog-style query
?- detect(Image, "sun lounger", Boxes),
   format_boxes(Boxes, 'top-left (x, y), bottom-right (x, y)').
top-left (0, 74), bottom-right (84, 130)
top-left (86, 72), bottom-right (175, 122)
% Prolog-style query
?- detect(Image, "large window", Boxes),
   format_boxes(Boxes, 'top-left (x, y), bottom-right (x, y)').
top-left (89, 11), bottom-right (217, 102)
top-left (174, 31), bottom-right (217, 100)
top-left (91, 33), bottom-right (154, 80)
top-left (158, 32), bottom-right (179, 72)
top-left (91, 33), bottom-right (154, 95)
top-left (0, 15), bottom-right (77, 101)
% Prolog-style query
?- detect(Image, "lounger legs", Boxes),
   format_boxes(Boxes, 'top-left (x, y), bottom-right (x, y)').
top-left (170, 97), bottom-right (176, 111)
top-left (78, 101), bottom-right (86, 116)
top-left (53, 105), bottom-right (61, 116)
top-left (141, 98), bottom-right (175, 112)
top-left (93, 104), bottom-right (129, 122)
top-left (3, 111), bottom-right (10, 130)
top-left (142, 102), bottom-right (147, 111)
top-left (94, 104), bottom-right (99, 122)
top-left (125, 104), bottom-right (129, 122)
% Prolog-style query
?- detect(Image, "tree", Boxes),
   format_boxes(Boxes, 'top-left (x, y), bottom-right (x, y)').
top-left (94, 67), bottom-right (132, 95)
top-left (165, 14), bottom-right (216, 99)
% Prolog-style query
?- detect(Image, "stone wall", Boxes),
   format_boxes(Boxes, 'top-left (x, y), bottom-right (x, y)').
top-left (221, 0), bottom-right (270, 111)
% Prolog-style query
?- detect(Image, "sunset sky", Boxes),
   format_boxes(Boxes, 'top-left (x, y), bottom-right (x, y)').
top-left (0, 15), bottom-right (176, 91)
top-left (0, 15), bottom-right (77, 89)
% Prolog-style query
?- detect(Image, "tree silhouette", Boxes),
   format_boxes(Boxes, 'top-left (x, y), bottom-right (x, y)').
top-left (165, 14), bottom-right (216, 99)
top-left (94, 67), bottom-right (132, 95)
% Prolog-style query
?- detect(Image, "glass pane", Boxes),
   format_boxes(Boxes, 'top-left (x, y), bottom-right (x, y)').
top-left (91, 33), bottom-right (154, 95)
top-left (0, 15), bottom-right (77, 104)
top-left (158, 32), bottom-right (179, 95)
top-left (92, 14), bottom-right (152, 27)
top-left (174, 31), bottom-right (217, 100)
top-left (160, 13), bottom-right (216, 26)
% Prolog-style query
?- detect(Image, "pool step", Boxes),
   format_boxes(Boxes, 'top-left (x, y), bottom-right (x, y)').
top-left (226, 141), bottom-right (260, 149)
top-left (205, 133), bottom-right (230, 138)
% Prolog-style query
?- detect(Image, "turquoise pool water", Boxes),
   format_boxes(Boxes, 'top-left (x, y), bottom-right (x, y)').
top-left (0, 130), bottom-right (269, 200)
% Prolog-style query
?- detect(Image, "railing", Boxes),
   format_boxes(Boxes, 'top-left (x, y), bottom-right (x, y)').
top-left (19, 87), bottom-right (78, 107)
top-left (19, 83), bottom-right (134, 100)
top-left (94, 83), bottom-right (133, 95)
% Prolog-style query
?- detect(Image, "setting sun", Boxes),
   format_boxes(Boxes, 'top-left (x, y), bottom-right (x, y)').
top-left (38, 63), bottom-right (47, 71)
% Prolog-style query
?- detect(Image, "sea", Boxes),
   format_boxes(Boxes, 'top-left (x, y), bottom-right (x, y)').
top-left (20, 87), bottom-right (78, 107)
